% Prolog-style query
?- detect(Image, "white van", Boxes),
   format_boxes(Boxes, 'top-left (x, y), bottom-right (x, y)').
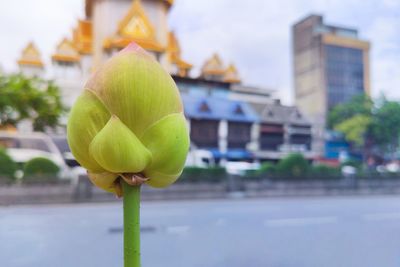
top-left (186, 149), bottom-right (215, 168)
top-left (0, 131), bottom-right (72, 179)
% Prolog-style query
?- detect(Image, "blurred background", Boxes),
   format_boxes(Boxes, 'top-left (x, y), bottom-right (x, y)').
top-left (1, 0), bottom-right (400, 266)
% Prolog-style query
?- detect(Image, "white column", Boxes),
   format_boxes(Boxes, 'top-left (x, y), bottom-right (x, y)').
top-left (218, 120), bottom-right (228, 165)
top-left (186, 118), bottom-right (191, 135)
top-left (248, 123), bottom-right (260, 151)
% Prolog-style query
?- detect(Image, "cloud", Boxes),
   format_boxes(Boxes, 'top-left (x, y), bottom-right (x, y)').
top-left (1, 0), bottom-right (399, 105)
top-left (366, 16), bottom-right (400, 99)
top-left (170, 0), bottom-right (400, 104)
top-left (0, 0), bottom-right (83, 76)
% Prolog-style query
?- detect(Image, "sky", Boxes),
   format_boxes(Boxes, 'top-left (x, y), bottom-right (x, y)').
top-left (0, 0), bottom-right (399, 105)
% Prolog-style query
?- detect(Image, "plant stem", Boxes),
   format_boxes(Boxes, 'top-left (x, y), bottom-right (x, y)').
top-left (122, 180), bottom-right (141, 267)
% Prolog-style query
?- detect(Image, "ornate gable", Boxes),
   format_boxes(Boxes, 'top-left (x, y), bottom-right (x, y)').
top-left (201, 53), bottom-right (225, 76)
top-left (52, 38), bottom-right (80, 63)
top-left (104, 0), bottom-right (164, 52)
top-left (119, 0), bottom-right (154, 40)
top-left (223, 63), bottom-right (241, 83)
top-left (17, 42), bottom-right (44, 67)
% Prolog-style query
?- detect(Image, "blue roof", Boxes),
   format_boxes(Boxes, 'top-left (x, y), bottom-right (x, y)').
top-left (206, 148), bottom-right (253, 159)
top-left (181, 94), bottom-right (259, 123)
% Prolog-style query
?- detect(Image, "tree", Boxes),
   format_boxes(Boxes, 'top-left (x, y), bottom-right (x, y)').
top-left (335, 114), bottom-right (371, 147)
top-left (329, 93), bottom-right (400, 160)
top-left (328, 94), bottom-right (373, 128)
top-left (370, 99), bottom-right (400, 158)
top-left (0, 73), bottom-right (65, 131)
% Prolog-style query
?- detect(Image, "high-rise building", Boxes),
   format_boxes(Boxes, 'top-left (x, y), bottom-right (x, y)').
top-left (292, 14), bottom-right (370, 155)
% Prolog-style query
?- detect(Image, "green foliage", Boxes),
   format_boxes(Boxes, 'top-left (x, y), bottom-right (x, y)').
top-left (23, 157), bottom-right (60, 178)
top-left (329, 93), bottom-right (400, 158)
top-left (0, 73), bottom-right (65, 131)
top-left (179, 166), bottom-right (227, 183)
top-left (245, 162), bottom-right (276, 180)
top-left (311, 164), bottom-right (340, 178)
top-left (341, 159), bottom-right (362, 170)
top-left (255, 162), bottom-right (276, 176)
top-left (0, 149), bottom-right (17, 179)
top-left (370, 99), bottom-right (400, 153)
top-left (335, 114), bottom-right (371, 147)
top-left (276, 153), bottom-right (309, 178)
top-left (328, 94), bottom-right (373, 129)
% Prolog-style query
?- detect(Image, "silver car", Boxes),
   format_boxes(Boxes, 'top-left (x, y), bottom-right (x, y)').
top-left (0, 131), bottom-right (72, 179)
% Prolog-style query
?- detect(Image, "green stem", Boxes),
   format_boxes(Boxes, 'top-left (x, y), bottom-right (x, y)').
top-left (122, 180), bottom-right (141, 267)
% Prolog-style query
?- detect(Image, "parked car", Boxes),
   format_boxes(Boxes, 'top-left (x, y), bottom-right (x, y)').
top-left (186, 149), bottom-right (215, 168)
top-left (225, 161), bottom-right (260, 176)
top-left (51, 135), bottom-right (86, 183)
top-left (0, 131), bottom-right (72, 179)
top-left (51, 135), bottom-right (79, 167)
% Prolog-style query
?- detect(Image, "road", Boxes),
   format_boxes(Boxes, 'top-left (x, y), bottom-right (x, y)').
top-left (1, 195), bottom-right (400, 267)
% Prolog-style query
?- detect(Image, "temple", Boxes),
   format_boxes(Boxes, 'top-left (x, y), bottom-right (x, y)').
top-left (14, 0), bottom-right (315, 162)
top-left (17, 42), bottom-right (44, 77)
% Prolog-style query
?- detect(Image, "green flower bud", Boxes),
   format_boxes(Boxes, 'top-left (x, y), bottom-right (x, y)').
top-left (67, 43), bottom-right (189, 194)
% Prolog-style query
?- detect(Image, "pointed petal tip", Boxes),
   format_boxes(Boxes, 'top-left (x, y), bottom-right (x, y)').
top-left (120, 42), bottom-right (147, 54)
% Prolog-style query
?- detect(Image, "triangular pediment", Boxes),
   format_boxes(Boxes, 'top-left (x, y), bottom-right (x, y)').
top-left (56, 38), bottom-right (79, 56)
top-left (23, 43), bottom-right (40, 58)
top-left (118, 0), bottom-right (155, 40)
top-left (52, 38), bottom-right (80, 62)
top-left (205, 54), bottom-right (223, 71)
top-left (199, 101), bottom-right (211, 113)
top-left (234, 104), bottom-right (244, 115)
top-left (18, 42), bottom-right (44, 67)
top-left (201, 53), bottom-right (225, 77)
top-left (223, 63), bottom-right (241, 83)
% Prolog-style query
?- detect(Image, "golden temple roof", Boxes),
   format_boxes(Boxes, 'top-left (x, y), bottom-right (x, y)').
top-left (51, 38), bottom-right (80, 63)
top-left (17, 42), bottom-right (44, 68)
top-left (73, 20), bottom-right (93, 54)
top-left (104, 0), bottom-right (164, 52)
top-left (167, 32), bottom-right (181, 57)
top-left (201, 54), bottom-right (241, 83)
top-left (167, 32), bottom-right (192, 74)
top-left (223, 63), bottom-right (241, 83)
top-left (201, 53), bottom-right (225, 76)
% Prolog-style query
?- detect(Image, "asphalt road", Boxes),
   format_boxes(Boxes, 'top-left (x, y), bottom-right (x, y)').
top-left (1, 195), bottom-right (400, 267)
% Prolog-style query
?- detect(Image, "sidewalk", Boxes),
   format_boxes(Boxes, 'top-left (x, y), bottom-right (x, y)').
top-left (1, 175), bottom-right (400, 206)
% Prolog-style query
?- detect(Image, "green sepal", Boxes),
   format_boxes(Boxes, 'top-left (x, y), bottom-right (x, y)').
top-left (141, 113), bottom-right (189, 187)
top-left (67, 90), bottom-right (110, 172)
top-left (87, 171), bottom-right (119, 194)
top-left (89, 115), bottom-right (152, 174)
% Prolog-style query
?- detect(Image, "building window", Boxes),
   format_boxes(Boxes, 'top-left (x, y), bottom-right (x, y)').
top-left (227, 122), bottom-right (251, 149)
top-left (290, 134), bottom-right (312, 150)
top-left (259, 123), bottom-right (284, 151)
top-left (325, 44), bottom-right (365, 110)
top-left (190, 119), bottom-right (219, 148)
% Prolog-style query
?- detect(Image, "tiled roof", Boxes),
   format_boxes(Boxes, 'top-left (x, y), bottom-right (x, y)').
top-left (182, 94), bottom-right (259, 123)
top-left (251, 103), bottom-right (310, 125)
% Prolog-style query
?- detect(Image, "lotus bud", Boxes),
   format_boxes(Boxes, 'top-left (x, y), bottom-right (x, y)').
top-left (67, 42), bottom-right (189, 195)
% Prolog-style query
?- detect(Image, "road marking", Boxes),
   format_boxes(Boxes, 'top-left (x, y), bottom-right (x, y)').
top-left (264, 216), bottom-right (337, 227)
top-left (363, 212), bottom-right (400, 221)
top-left (166, 225), bottom-right (190, 234)
top-left (108, 226), bottom-right (157, 234)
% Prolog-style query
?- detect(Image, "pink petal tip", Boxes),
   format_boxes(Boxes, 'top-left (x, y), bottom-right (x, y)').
top-left (120, 42), bottom-right (146, 54)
